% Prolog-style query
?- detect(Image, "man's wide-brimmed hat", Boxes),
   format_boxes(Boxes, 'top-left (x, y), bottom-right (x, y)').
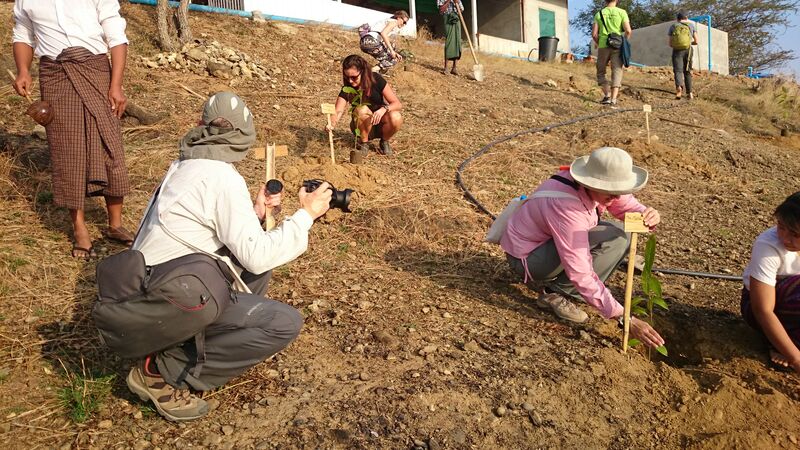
top-left (569, 147), bottom-right (648, 195)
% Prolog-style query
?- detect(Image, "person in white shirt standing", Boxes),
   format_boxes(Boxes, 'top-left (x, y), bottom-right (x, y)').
top-left (12, 0), bottom-right (132, 259)
top-left (742, 191), bottom-right (800, 373)
top-left (124, 92), bottom-right (332, 421)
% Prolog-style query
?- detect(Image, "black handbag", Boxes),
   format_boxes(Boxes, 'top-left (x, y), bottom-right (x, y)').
top-left (599, 8), bottom-right (623, 50)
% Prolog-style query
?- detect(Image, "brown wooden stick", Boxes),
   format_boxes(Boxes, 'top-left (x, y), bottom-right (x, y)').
top-left (265, 143), bottom-right (276, 230)
top-left (177, 83), bottom-right (206, 100)
top-left (657, 116), bottom-right (728, 134)
top-left (455, 6), bottom-right (479, 65)
top-left (326, 114), bottom-right (336, 165)
top-left (6, 69), bottom-right (32, 103)
top-left (622, 232), bottom-right (639, 352)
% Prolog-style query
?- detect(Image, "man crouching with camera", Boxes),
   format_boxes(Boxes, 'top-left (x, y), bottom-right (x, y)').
top-left (125, 92), bottom-right (331, 421)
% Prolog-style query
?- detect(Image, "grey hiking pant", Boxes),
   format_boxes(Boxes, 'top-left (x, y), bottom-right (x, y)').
top-left (155, 269), bottom-right (303, 391)
top-left (672, 48), bottom-right (693, 94)
top-left (596, 47), bottom-right (624, 88)
top-left (506, 221), bottom-right (630, 299)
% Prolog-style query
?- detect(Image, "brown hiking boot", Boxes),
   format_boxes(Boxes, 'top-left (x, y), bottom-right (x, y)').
top-left (126, 364), bottom-right (208, 422)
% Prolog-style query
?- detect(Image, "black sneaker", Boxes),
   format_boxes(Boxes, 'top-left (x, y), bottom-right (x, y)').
top-left (600, 96), bottom-right (612, 105)
top-left (378, 139), bottom-right (393, 156)
top-left (357, 141), bottom-right (370, 154)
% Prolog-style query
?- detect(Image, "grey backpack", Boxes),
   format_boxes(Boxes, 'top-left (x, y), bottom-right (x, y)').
top-left (93, 248), bottom-right (236, 374)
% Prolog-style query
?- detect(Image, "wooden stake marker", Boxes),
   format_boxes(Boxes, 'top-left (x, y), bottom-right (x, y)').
top-left (252, 142), bottom-right (288, 230)
top-left (643, 104), bottom-right (652, 145)
top-left (622, 212), bottom-right (650, 353)
top-left (321, 103), bottom-right (337, 165)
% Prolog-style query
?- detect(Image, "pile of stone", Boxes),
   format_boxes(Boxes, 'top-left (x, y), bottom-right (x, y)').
top-left (140, 40), bottom-right (273, 81)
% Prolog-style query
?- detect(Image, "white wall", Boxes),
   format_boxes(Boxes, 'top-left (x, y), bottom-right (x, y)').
top-left (243, 0), bottom-right (417, 37)
top-left (477, 0), bottom-right (569, 57)
top-left (522, 0), bottom-right (569, 53)
top-left (626, 20), bottom-right (729, 75)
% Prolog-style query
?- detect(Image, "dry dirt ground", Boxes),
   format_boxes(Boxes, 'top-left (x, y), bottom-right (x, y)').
top-left (1, 3), bottom-right (800, 449)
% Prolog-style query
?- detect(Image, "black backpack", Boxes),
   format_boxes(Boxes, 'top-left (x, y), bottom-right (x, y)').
top-left (93, 249), bottom-right (236, 375)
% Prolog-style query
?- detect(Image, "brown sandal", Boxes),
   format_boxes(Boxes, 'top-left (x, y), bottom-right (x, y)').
top-left (72, 244), bottom-right (97, 259)
top-left (104, 226), bottom-right (135, 247)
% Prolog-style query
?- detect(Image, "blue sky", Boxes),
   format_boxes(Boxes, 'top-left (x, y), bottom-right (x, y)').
top-left (568, 0), bottom-right (800, 77)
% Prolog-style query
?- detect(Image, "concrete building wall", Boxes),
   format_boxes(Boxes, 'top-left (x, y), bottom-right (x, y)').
top-left (477, 0), bottom-right (569, 56)
top-left (478, 0), bottom-right (523, 42)
top-left (626, 20), bottom-right (729, 75)
top-left (522, 0), bottom-right (569, 53)
top-left (478, 34), bottom-right (532, 58)
top-left (242, 0), bottom-right (417, 37)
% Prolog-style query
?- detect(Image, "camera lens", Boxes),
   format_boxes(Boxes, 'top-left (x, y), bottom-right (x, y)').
top-left (301, 179), bottom-right (353, 213)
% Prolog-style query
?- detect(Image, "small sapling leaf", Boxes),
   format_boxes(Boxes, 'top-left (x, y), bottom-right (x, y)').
top-left (652, 297), bottom-right (669, 310)
top-left (628, 339), bottom-right (641, 347)
top-left (655, 345), bottom-right (668, 356)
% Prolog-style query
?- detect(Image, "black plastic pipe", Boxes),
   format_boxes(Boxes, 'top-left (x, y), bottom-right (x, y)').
top-left (456, 102), bottom-right (741, 283)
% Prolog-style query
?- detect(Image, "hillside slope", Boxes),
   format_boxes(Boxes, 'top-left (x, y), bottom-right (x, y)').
top-left (1, 3), bottom-right (800, 449)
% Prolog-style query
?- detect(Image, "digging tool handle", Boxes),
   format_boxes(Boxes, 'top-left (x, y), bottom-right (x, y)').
top-left (264, 143), bottom-right (276, 230)
top-left (7, 69), bottom-right (32, 103)
top-left (455, 5), bottom-right (479, 66)
top-left (622, 232), bottom-right (638, 352)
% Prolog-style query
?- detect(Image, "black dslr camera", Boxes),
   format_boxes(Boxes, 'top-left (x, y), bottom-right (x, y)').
top-left (302, 179), bottom-right (353, 213)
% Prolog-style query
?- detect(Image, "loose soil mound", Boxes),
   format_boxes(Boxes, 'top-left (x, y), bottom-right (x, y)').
top-left (1, 3), bottom-right (799, 449)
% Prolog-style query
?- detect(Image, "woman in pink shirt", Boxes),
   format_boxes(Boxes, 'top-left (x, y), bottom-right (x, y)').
top-left (500, 147), bottom-right (664, 348)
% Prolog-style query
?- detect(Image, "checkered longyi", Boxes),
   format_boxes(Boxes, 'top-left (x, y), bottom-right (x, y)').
top-left (39, 46), bottom-right (129, 210)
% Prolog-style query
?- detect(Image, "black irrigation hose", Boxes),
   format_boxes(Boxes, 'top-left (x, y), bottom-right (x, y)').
top-left (457, 106), bottom-right (644, 219)
top-left (649, 268), bottom-right (742, 281)
top-left (456, 103), bottom-right (743, 282)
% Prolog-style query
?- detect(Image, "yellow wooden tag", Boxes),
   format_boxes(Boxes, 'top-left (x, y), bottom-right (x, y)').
top-left (642, 104), bottom-right (652, 113)
top-left (321, 103), bottom-right (336, 115)
top-left (274, 145), bottom-right (288, 157)
top-left (624, 212), bottom-right (649, 233)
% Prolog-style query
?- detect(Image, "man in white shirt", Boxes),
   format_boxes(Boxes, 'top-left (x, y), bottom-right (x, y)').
top-left (12, 0), bottom-right (132, 258)
top-left (124, 92), bottom-right (332, 421)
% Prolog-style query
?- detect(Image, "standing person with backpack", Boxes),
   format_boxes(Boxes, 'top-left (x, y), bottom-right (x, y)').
top-left (592, 0), bottom-right (632, 106)
top-left (668, 11), bottom-right (699, 100)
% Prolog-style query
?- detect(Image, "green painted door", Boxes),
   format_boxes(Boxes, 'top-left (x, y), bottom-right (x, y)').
top-left (539, 8), bottom-right (555, 37)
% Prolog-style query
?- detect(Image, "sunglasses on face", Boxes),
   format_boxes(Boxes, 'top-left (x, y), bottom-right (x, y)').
top-left (347, 72), bottom-right (362, 81)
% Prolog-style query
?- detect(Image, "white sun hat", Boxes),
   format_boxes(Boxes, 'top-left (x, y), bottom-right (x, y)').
top-left (569, 147), bottom-right (648, 195)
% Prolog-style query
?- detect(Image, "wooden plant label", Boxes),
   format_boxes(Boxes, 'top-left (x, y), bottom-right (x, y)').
top-left (624, 212), bottom-right (649, 233)
top-left (642, 104), bottom-right (652, 113)
top-left (252, 145), bottom-right (288, 159)
top-left (321, 103), bottom-right (336, 164)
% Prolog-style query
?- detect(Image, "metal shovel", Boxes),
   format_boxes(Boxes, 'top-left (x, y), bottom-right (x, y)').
top-left (455, 6), bottom-right (484, 81)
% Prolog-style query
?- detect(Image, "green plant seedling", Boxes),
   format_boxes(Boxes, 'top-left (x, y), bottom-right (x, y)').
top-left (341, 86), bottom-right (371, 146)
top-left (628, 234), bottom-right (668, 357)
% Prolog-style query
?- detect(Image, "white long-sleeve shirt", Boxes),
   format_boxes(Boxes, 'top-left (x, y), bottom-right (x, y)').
top-left (12, 0), bottom-right (128, 58)
top-left (133, 159), bottom-right (313, 276)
